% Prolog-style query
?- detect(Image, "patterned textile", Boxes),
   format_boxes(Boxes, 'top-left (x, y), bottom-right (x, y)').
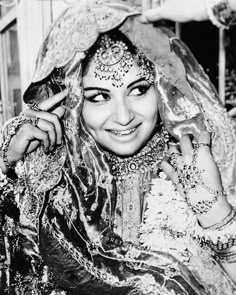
top-left (1, 0), bottom-right (236, 294)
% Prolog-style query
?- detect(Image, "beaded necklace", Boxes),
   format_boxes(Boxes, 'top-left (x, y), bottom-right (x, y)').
top-left (105, 128), bottom-right (169, 180)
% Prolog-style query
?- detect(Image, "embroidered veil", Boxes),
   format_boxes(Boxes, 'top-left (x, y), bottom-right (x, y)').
top-left (7, 0), bottom-right (236, 294)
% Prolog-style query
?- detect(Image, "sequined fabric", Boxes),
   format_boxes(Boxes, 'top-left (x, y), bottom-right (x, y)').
top-left (1, 0), bottom-right (236, 294)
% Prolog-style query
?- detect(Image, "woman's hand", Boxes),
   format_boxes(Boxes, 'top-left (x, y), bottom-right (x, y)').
top-left (141, 0), bottom-right (208, 23)
top-left (161, 131), bottom-right (231, 227)
top-left (4, 88), bottom-right (68, 168)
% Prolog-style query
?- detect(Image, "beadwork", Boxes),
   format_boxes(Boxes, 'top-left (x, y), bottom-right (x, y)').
top-left (0, 113), bottom-right (38, 169)
top-left (188, 190), bottom-right (226, 215)
top-left (106, 128), bottom-right (169, 179)
top-left (93, 34), bottom-right (155, 87)
top-left (204, 208), bottom-right (236, 230)
top-left (171, 145), bottom-right (226, 215)
top-left (94, 35), bottom-right (134, 87)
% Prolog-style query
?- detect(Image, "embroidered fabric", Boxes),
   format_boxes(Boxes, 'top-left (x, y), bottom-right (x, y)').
top-left (2, 1), bottom-right (236, 295)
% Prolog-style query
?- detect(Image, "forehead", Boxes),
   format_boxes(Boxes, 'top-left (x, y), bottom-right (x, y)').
top-left (82, 58), bottom-right (141, 89)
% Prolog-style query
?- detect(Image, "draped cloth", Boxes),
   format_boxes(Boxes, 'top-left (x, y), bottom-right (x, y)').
top-left (5, 0), bottom-right (236, 294)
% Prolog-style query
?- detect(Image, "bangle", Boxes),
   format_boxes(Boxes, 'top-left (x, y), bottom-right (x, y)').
top-left (0, 166), bottom-right (16, 207)
top-left (0, 113), bottom-right (36, 169)
top-left (214, 246), bottom-right (236, 263)
top-left (187, 190), bottom-right (226, 215)
top-left (206, 0), bottom-right (236, 29)
top-left (206, 236), bottom-right (236, 250)
top-left (203, 207), bottom-right (236, 230)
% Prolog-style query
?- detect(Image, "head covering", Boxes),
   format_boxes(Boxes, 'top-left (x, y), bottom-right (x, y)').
top-left (24, 0), bottom-right (236, 198)
top-left (21, 0), bottom-right (236, 293)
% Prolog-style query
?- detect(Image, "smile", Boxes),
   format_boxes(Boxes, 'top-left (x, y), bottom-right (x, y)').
top-left (109, 127), bottom-right (137, 136)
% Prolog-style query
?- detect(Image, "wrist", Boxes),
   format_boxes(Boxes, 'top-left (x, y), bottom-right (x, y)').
top-left (198, 196), bottom-right (232, 228)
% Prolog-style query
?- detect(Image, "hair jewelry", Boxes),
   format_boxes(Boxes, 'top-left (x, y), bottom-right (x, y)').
top-left (94, 35), bottom-right (133, 87)
top-left (93, 34), bottom-right (155, 87)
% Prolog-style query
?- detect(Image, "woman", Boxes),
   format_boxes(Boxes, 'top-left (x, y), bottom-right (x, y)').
top-left (1, 0), bottom-right (236, 294)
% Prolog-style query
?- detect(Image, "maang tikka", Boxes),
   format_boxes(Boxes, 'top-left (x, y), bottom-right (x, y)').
top-left (93, 34), bottom-right (155, 87)
top-left (94, 35), bottom-right (133, 87)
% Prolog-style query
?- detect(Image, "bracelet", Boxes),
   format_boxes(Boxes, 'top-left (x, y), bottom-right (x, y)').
top-left (203, 207), bottom-right (236, 230)
top-left (187, 190), bottom-right (226, 215)
top-left (0, 166), bottom-right (16, 208)
top-left (206, 236), bottom-right (236, 250)
top-left (172, 145), bottom-right (226, 215)
top-left (215, 247), bottom-right (236, 263)
top-left (0, 113), bottom-right (37, 169)
top-left (206, 0), bottom-right (236, 29)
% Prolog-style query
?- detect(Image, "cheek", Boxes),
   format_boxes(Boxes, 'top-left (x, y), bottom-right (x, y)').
top-left (82, 103), bottom-right (106, 132)
top-left (138, 91), bottom-right (159, 122)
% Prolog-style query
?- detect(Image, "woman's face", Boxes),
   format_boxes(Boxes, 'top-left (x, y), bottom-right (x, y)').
top-left (82, 59), bottom-right (159, 157)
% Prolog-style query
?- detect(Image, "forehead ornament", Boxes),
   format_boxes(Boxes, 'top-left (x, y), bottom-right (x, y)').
top-left (94, 35), bottom-right (133, 87)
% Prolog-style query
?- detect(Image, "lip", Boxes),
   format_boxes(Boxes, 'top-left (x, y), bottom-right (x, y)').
top-left (109, 127), bottom-right (137, 136)
top-left (107, 124), bottom-right (141, 139)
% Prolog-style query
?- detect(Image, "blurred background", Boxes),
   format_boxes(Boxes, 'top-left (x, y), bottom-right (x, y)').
top-left (0, 0), bottom-right (235, 128)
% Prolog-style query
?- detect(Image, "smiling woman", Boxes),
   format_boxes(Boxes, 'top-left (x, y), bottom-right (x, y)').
top-left (1, 0), bottom-right (236, 294)
top-left (82, 32), bottom-right (158, 156)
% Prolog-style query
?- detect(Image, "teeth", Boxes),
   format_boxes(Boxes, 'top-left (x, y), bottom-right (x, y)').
top-left (111, 128), bottom-right (136, 136)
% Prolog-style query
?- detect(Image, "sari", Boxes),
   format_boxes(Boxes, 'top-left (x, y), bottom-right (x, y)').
top-left (1, 0), bottom-right (236, 294)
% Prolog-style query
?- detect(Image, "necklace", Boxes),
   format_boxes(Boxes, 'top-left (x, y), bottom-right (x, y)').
top-left (106, 128), bottom-right (169, 180)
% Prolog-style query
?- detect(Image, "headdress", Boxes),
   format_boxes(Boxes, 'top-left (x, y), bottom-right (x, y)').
top-left (93, 34), bottom-right (133, 87)
top-left (92, 34), bottom-right (155, 87)
top-left (21, 0), bottom-right (236, 293)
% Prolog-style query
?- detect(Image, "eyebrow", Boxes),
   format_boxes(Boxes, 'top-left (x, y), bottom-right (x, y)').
top-left (84, 87), bottom-right (110, 92)
top-left (127, 77), bottom-right (146, 89)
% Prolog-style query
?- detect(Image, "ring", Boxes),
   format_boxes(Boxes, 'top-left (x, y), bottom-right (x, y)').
top-left (30, 117), bottom-right (40, 127)
top-left (27, 102), bottom-right (42, 111)
top-left (198, 143), bottom-right (210, 148)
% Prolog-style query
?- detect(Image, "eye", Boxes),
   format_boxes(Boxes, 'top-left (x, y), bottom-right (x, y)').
top-left (84, 92), bottom-right (110, 103)
top-left (129, 83), bottom-right (151, 96)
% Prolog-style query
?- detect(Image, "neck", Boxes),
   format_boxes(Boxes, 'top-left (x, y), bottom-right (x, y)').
top-left (105, 127), bottom-right (169, 180)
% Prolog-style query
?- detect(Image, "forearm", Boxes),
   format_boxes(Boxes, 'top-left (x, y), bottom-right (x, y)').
top-left (195, 196), bottom-right (236, 284)
top-left (221, 260), bottom-right (236, 283)
top-left (196, 193), bottom-right (232, 228)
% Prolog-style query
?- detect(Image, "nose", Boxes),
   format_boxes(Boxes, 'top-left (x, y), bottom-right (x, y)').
top-left (112, 98), bottom-right (134, 126)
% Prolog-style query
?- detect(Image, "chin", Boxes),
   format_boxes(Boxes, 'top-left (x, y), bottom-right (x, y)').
top-left (102, 141), bottom-right (146, 158)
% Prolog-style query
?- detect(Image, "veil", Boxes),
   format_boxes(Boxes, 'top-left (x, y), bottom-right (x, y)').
top-left (19, 0), bottom-right (236, 293)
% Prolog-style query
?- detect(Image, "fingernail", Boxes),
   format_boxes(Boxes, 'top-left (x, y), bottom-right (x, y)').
top-left (139, 14), bottom-right (149, 23)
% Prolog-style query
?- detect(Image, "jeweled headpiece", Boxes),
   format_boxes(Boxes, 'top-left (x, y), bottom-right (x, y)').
top-left (94, 35), bottom-right (133, 87)
top-left (93, 34), bottom-right (155, 87)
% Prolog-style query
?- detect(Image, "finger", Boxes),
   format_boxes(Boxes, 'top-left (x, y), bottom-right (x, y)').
top-left (141, 6), bottom-right (165, 22)
top-left (52, 105), bottom-right (66, 118)
top-left (27, 107), bottom-right (65, 145)
top-left (37, 119), bottom-right (56, 150)
top-left (140, 0), bottom-right (152, 22)
top-left (52, 106), bottom-right (66, 144)
top-left (17, 123), bottom-right (50, 153)
top-left (161, 158), bottom-right (174, 179)
top-left (228, 107), bottom-right (236, 117)
top-left (168, 146), bottom-right (183, 169)
top-left (38, 88), bottom-right (68, 111)
top-left (198, 131), bottom-right (211, 149)
top-left (25, 106), bottom-right (65, 144)
top-left (179, 134), bottom-right (193, 156)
